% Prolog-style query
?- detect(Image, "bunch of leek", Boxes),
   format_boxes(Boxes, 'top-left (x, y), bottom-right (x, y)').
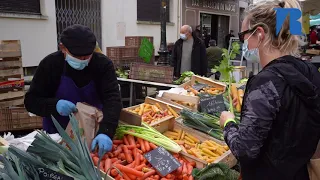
top-left (181, 109), bottom-right (224, 141)
top-left (0, 151), bottom-right (40, 180)
top-left (0, 114), bottom-right (103, 180)
top-left (116, 122), bottom-right (182, 153)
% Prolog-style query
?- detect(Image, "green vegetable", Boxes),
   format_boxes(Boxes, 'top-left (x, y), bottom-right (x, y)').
top-left (181, 109), bottom-right (224, 140)
top-left (192, 163), bottom-right (240, 180)
top-left (116, 69), bottom-right (129, 79)
top-left (214, 42), bottom-right (240, 114)
top-left (173, 71), bottom-right (195, 85)
top-left (116, 123), bottom-right (182, 153)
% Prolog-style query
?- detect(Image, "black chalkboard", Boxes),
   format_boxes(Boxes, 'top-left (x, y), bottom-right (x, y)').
top-left (37, 167), bottom-right (74, 180)
top-left (144, 147), bottom-right (181, 177)
top-left (192, 83), bottom-right (207, 91)
top-left (200, 94), bottom-right (226, 114)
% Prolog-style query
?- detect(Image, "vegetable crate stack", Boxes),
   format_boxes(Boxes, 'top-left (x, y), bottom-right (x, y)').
top-left (0, 40), bottom-right (24, 108)
top-left (107, 36), bottom-right (154, 69)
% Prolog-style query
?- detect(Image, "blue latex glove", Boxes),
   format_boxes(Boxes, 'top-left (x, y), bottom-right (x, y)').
top-left (91, 134), bottom-right (113, 157)
top-left (56, 100), bottom-right (77, 116)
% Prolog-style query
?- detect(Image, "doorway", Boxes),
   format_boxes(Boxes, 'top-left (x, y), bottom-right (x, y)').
top-left (200, 13), bottom-right (230, 48)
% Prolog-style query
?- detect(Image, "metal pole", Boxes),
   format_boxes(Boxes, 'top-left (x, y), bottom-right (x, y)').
top-left (157, 0), bottom-right (169, 66)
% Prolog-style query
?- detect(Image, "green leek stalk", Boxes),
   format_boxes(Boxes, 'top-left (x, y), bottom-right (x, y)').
top-left (116, 123), bottom-right (182, 153)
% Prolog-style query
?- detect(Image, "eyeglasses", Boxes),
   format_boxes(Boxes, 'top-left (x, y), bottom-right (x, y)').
top-left (238, 28), bottom-right (255, 43)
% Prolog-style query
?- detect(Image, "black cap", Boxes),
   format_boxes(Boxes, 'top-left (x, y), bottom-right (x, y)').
top-left (60, 24), bottom-right (96, 56)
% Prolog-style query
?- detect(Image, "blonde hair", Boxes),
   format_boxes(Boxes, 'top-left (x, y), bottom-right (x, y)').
top-left (246, 0), bottom-right (303, 57)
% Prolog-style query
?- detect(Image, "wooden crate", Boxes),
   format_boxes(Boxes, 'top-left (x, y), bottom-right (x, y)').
top-left (158, 122), bottom-right (237, 169)
top-left (0, 107), bottom-right (42, 131)
top-left (125, 36), bottom-right (154, 47)
top-left (180, 75), bottom-right (226, 91)
top-left (0, 40), bottom-right (21, 58)
top-left (159, 92), bottom-right (199, 111)
top-left (129, 63), bottom-right (174, 84)
top-left (158, 75), bottom-right (227, 111)
top-left (0, 40), bottom-right (24, 108)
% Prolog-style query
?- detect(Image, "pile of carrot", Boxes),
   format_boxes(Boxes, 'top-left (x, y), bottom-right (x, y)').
top-left (90, 134), bottom-right (195, 180)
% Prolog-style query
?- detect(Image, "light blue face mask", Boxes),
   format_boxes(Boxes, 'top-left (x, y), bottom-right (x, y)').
top-left (180, 34), bottom-right (187, 40)
top-left (65, 53), bottom-right (90, 70)
top-left (242, 30), bottom-right (260, 63)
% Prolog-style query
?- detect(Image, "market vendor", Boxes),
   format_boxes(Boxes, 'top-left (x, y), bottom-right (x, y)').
top-left (219, 0), bottom-right (320, 179)
top-left (24, 24), bottom-right (122, 156)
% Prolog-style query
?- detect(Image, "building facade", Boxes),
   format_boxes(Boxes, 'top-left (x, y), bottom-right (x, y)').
top-left (0, 0), bottom-right (251, 68)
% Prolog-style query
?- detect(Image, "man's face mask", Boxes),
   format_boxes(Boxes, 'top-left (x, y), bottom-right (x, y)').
top-left (65, 53), bottom-right (90, 70)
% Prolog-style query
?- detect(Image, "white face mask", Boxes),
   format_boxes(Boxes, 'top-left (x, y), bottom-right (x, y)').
top-left (180, 34), bottom-right (187, 40)
top-left (242, 31), bottom-right (260, 63)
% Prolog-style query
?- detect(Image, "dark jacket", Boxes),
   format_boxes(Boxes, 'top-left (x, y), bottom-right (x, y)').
top-left (170, 33), bottom-right (207, 77)
top-left (24, 51), bottom-right (122, 138)
top-left (224, 55), bottom-right (320, 180)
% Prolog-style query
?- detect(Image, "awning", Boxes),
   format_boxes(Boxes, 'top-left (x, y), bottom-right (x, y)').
top-left (301, 0), bottom-right (320, 15)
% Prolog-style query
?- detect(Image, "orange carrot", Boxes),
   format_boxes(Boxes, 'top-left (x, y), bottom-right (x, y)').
top-left (136, 143), bottom-right (141, 148)
top-left (113, 149), bottom-right (122, 157)
top-left (119, 153), bottom-right (125, 160)
top-left (127, 145), bottom-right (136, 150)
top-left (104, 159), bottom-right (112, 174)
top-left (190, 161), bottom-right (196, 167)
top-left (176, 160), bottom-right (183, 174)
top-left (144, 140), bottom-right (151, 152)
top-left (123, 136), bottom-right (130, 145)
top-left (182, 174), bottom-right (189, 180)
top-left (113, 140), bottom-right (124, 145)
top-left (128, 135), bottom-right (136, 146)
top-left (149, 143), bottom-right (157, 150)
top-left (188, 176), bottom-right (194, 180)
top-left (111, 158), bottom-right (118, 163)
top-left (138, 138), bottom-right (146, 152)
top-left (126, 161), bottom-right (136, 168)
top-left (154, 175), bottom-right (160, 180)
top-left (114, 164), bottom-right (144, 177)
top-left (122, 172), bottom-right (131, 180)
top-left (182, 162), bottom-right (187, 174)
top-left (123, 145), bottom-right (133, 163)
top-left (114, 160), bottom-right (122, 164)
top-left (93, 156), bottom-right (99, 166)
top-left (115, 174), bottom-right (121, 180)
top-left (142, 170), bottom-right (156, 180)
top-left (135, 149), bottom-right (141, 165)
top-left (135, 164), bottom-right (146, 171)
top-left (111, 169), bottom-right (119, 177)
top-left (186, 163), bottom-right (193, 175)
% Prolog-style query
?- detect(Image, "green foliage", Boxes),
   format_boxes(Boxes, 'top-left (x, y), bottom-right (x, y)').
top-left (138, 38), bottom-right (154, 63)
top-left (213, 42), bottom-right (240, 113)
top-left (192, 163), bottom-right (240, 180)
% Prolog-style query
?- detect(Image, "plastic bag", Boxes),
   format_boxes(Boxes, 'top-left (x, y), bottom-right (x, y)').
top-left (65, 102), bottom-right (103, 148)
top-left (308, 140), bottom-right (320, 180)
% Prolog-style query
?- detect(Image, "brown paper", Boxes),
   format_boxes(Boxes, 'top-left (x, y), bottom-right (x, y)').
top-left (308, 141), bottom-right (320, 180)
top-left (65, 102), bottom-right (103, 148)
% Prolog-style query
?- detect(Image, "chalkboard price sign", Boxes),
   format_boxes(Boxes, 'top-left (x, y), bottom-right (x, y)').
top-left (200, 94), bottom-right (226, 114)
top-left (144, 147), bottom-right (181, 177)
top-left (37, 167), bottom-right (74, 180)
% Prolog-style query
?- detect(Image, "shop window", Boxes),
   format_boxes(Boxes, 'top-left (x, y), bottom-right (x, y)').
top-left (137, 0), bottom-right (170, 22)
top-left (0, 0), bottom-right (41, 15)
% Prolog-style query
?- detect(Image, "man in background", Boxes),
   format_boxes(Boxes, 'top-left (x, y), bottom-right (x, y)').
top-left (225, 30), bottom-right (235, 48)
top-left (171, 25), bottom-right (207, 77)
top-left (206, 40), bottom-right (223, 79)
top-left (207, 40), bottom-right (223, 69)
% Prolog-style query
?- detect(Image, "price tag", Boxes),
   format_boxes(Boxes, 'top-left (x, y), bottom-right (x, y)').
top-left (144, 147), bottom-right (181, 177)
top-left (37, 167), bottom-right (74, 180)
top-left (191, 83), bottom-right (207, 91)
top-left (200, 94), bottom-right (226, 114)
